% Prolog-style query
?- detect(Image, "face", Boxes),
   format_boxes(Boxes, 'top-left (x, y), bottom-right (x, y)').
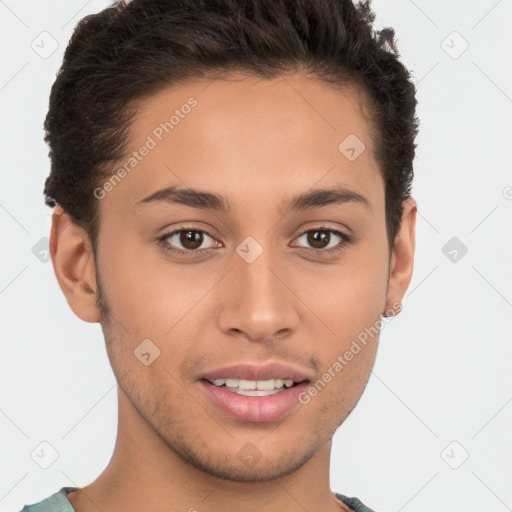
top-left (83, 73), bottom-right (399, 481)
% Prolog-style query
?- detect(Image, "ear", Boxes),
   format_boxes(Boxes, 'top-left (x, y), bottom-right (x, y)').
top-left (385, 196), bottom-right (417, 317)
top-left (49, 206), bottom-right (100, 323)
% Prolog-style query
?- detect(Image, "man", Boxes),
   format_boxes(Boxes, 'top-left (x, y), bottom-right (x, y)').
top-left (21, 0), bottom-right (418, 510)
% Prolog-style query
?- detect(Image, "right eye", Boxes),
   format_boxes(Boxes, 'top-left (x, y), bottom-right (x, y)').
top-left (158, 226), bottom-right (222, 256)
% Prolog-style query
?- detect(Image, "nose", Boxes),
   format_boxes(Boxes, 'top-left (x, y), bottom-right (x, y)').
top-left (217, 247), bottom-right (300, 344)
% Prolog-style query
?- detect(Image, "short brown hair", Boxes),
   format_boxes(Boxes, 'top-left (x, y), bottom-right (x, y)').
top-left (43, 0), bottom-right (419, 252)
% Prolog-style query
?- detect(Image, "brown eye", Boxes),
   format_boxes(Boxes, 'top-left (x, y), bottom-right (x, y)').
top-left (294, 228), bottom-right (352, 255)
top-left (305, 230), bottom-right (331, 249)
top-left (159, 227), bottom-right (219, 255)
top-left (178, 230), bottom-right (204, 250)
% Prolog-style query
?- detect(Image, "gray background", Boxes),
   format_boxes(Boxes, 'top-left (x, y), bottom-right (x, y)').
top-left (1, 0), bottom-right (511, 510)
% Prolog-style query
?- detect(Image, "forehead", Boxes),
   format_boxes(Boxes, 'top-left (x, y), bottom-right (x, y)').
top-left (100, 72), bottom-right (382, 214)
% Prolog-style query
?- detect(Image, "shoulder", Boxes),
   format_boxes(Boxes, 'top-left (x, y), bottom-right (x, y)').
top-left (334, 492), bottom-right (378, 512)
top-left (18, 487), bottom-right (77, 512)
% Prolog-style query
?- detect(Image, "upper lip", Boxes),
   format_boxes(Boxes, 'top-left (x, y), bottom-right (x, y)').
top-left (201, 362), bottom-right (312, 383)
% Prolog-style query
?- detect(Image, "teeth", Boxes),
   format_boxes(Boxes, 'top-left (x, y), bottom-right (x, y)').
top-left (256, 379), bottom-right (275, 390)
top-left (234, 388), bottom-right (283, 396)
top-left (239, 379), bottom-right (256, 390)
top-left (210, 378), bottom-right (298, 390)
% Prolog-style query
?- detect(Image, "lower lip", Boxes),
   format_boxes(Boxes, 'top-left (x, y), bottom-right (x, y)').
top-left (199, 380), bottom-right (309, 422)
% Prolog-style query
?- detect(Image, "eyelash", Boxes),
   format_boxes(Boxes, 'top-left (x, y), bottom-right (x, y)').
top-left (158, 225), bottom-right (352, 258)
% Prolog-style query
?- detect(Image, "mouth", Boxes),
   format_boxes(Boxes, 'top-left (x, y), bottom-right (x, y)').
top-left (202, 377), bottom-right (306, 397)
top-left (199, 378), bottom-right (310, 422)
top-left (198, 362), bottom-right (313, 422)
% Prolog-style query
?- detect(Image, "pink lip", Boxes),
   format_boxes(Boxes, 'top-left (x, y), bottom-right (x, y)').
top-left (201, 362), bottom-right (311, 382)
top-left (199, 380), bottom-right (309, 422)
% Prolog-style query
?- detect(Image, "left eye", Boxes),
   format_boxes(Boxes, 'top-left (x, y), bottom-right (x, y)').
top-left (293, 228), bottom-right (350, 253)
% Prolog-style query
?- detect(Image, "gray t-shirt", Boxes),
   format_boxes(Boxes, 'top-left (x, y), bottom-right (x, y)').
top-left (19, 486), bottom-right (377, 512)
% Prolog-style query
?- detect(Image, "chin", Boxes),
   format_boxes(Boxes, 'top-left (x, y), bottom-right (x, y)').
top-left (192, 456), bottom-right (308, 483)
top-left (165, 434), bottom-right (319, 483)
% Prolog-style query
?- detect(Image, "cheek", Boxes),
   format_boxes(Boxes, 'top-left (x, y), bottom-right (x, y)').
top-left (299, 312), bottom-right (381, 425)
top-left (97, 230), bottom-right (187, 335)
top-left (293, 236), bottom-right (387, 402)
top-left (291, 243), bottom-right (388, 334)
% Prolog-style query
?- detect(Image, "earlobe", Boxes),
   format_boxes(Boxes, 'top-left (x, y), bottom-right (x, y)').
top-left (49, 206), bottom-right (101, 323)
top-left (384, 197), bottom-right (417, 317)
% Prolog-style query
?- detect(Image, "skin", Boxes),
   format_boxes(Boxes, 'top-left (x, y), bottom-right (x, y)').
top-left (50, 73), bottom-right (416, 512)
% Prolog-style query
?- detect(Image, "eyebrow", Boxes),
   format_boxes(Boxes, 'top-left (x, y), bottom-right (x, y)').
top-left (137, 184), bottom-right (371, 215)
